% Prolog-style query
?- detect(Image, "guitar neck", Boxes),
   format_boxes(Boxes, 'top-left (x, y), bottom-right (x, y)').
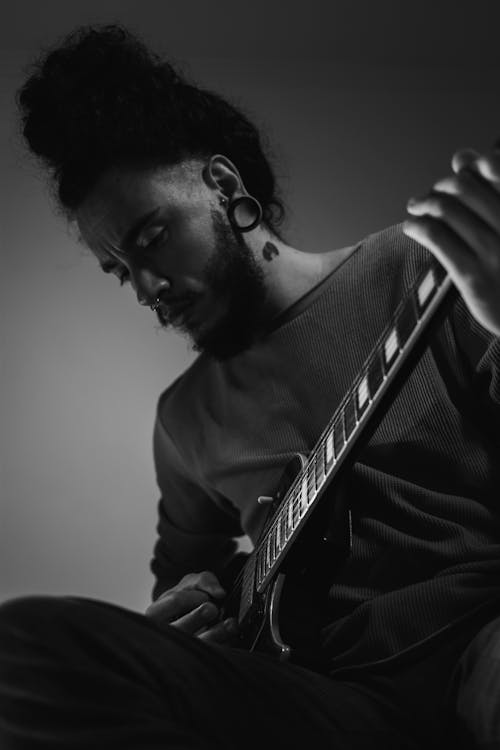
top-left (249, 259), bottom-right (455, 597)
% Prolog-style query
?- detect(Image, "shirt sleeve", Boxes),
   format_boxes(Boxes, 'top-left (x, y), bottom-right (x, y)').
top-left (150, 406), bottom-right (246, 601)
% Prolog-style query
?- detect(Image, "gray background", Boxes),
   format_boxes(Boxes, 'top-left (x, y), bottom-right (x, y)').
top-left (2, 0), bottom-right (500, 613)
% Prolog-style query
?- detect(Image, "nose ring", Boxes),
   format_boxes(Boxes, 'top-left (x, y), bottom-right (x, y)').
top-left (150, 298), bottom-right (161, 312)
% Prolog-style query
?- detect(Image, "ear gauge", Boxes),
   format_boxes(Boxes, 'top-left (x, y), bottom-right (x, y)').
top-left (219, 194), bottom-right (263, 232)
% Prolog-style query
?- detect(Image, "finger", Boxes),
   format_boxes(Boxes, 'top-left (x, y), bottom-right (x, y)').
top-left (451, 147), bottom-right (500, 189)
top-left (432, 170), bottom-right (500, 235)
top-left (171, 601), bottom-right (220, 634)
top-left (177, 571), bottom-right (226, 601)
top-left (474, 152), bottom-right (500, 188)
top-left (402, 216), bottom-right (478, 285)
top-left (146, 589), bottom-right (210, 623)
top-left (197, 617), bottom-right (238, 644)
top-left (192, 575), bottom-right (226, 601)
top-left (406, 192), bottom-right (499, 265)
top-left (451, 148), bottom-right (480, 174)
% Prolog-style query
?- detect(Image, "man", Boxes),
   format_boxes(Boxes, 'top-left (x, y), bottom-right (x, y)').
top-left (1, 23), bottom-right (500, 749)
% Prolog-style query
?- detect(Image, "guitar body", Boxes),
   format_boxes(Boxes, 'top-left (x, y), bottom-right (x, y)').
top-left (222, 455), bottom-right (349, 666)
top-left (233, 571), bottom-right (291, 660)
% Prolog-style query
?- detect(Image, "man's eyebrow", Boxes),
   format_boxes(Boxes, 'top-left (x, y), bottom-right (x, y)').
top-left (120, 207), bottom-right (162, 248)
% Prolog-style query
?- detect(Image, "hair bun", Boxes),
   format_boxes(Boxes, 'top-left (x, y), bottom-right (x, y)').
top-left (18, 24), bottom-right (284, 234)
top-left (18, 25), bottom-right (180, 171)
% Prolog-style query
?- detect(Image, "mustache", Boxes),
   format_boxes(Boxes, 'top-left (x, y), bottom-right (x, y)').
top-left (154, 291), bottom-right (200, 325)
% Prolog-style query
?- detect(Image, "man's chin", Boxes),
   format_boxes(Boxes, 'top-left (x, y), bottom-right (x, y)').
top-left (155, 300), bottom-right (262, 360)
top-left (189, 320), bottom-right (259, 361)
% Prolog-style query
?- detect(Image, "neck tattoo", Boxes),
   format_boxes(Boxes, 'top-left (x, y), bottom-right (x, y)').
top-left (262, 242), bottom-right (279, 262)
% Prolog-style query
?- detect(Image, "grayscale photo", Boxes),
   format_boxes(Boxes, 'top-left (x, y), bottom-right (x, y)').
top-left (2, 1), bottom-right (500, 747)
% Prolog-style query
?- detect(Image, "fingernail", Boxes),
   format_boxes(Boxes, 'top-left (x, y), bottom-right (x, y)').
top-left (224, 618), bottom-right (237, 633)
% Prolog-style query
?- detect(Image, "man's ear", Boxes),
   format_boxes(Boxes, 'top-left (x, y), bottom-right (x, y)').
top-left (202, 154), bottom-right (246, 199)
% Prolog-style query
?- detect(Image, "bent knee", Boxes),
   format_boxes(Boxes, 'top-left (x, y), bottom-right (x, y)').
top-left (0, 594), bottom-right (73, 626)
top-left (0, 595), bottom-right (97, 648)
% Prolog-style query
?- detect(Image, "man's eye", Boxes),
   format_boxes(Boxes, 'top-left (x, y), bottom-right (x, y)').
top-left (138, 226), bottom-right (168, 248)
top-left (106, 265), bottom-right (130, 286)
top-left (101, 262), bottom-right (130, 286)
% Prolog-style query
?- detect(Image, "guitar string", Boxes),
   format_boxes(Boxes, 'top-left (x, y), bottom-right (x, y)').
top-left (254, 259), bottom-right (445, 561)
top-left (254, 299), bottom-right (414, 565)
top-left (225, 262), bottom-right (446, 612)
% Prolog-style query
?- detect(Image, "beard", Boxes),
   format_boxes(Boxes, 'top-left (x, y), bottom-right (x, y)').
top-left (155, 210), bottom-right (269, 360)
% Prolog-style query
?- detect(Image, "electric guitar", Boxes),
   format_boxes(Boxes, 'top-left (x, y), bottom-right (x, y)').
top-left (220, 257), bottom-right (455, 665)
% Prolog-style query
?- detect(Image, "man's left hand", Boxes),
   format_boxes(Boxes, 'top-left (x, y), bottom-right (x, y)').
top-left (403, 147), bottom-right (500, 336)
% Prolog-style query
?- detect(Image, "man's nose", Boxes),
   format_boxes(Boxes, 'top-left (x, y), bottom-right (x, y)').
top-left (132, 267), bottom-right (171, 306)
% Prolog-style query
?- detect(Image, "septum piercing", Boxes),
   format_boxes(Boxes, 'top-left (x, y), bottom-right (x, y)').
top-left (150, 298), bottom-right (161, 312)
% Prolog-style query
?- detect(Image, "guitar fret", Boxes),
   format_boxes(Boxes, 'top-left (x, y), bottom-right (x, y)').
top-left (344, 395), bottom-right (357, 439)
top-left (282, 507), bottom-right (288, 542)
top-left (417, 268), bottom-right (436, 311)
top-left (333, 417), bottom-right (345, 457)
top-left (356, 374), bottom-right (370, 417)
top-left (326, 430), bottom-right (334, 465)
top-left (368, 351), bottom-right (384, 397)
top-left (397, 295), bottom-right (418, 347)
top-left (383, 326), bottom-right (399, 369)
top-left (301, 474), bottom-right (308, 516)
top-left (307, 468), bottom-right (314, 490)
top-left (316, 450), bottom-right (325, 487)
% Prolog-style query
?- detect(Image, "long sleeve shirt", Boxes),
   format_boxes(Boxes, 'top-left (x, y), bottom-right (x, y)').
top-left (150, 223), bottom-right (500, 672)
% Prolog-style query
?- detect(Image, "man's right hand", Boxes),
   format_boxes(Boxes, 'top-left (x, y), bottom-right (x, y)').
top-left (145, 571), bottom-right (238, 644)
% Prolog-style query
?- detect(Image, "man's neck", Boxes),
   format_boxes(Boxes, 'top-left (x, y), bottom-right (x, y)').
top-left (250, 232), bottom-right (356, 317)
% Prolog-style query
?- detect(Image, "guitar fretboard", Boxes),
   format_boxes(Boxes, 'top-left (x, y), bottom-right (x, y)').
top-left (238, 259), bottom-right (452, 623)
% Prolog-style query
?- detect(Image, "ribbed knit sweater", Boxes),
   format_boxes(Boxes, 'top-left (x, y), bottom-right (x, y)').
top-left (151, 223), bottom-right (500, 672)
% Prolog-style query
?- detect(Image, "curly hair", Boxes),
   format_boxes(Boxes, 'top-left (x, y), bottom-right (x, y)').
top-left (17, 24), bottom-right (285, 235)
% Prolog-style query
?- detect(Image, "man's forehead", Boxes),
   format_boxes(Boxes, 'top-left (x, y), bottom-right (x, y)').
top-left (76, 160), bottom-right (203, 248)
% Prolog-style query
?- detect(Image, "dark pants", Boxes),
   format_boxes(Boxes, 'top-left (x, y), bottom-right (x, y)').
top-left (0, 595), bottom-right (494, 749)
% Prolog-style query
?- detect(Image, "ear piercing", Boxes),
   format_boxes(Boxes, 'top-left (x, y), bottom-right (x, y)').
top-left (219, 194), bottom-right (263, 232)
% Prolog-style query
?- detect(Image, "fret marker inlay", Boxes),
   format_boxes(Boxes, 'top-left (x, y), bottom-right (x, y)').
top-left (326, 432), bottom-right (334, 463)
top-left (357, 375), bottom-right (369, 410)
top-left (417, 269), bottom-right (436, 309)
top-left (384, 327), bottom-right (399, 365)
